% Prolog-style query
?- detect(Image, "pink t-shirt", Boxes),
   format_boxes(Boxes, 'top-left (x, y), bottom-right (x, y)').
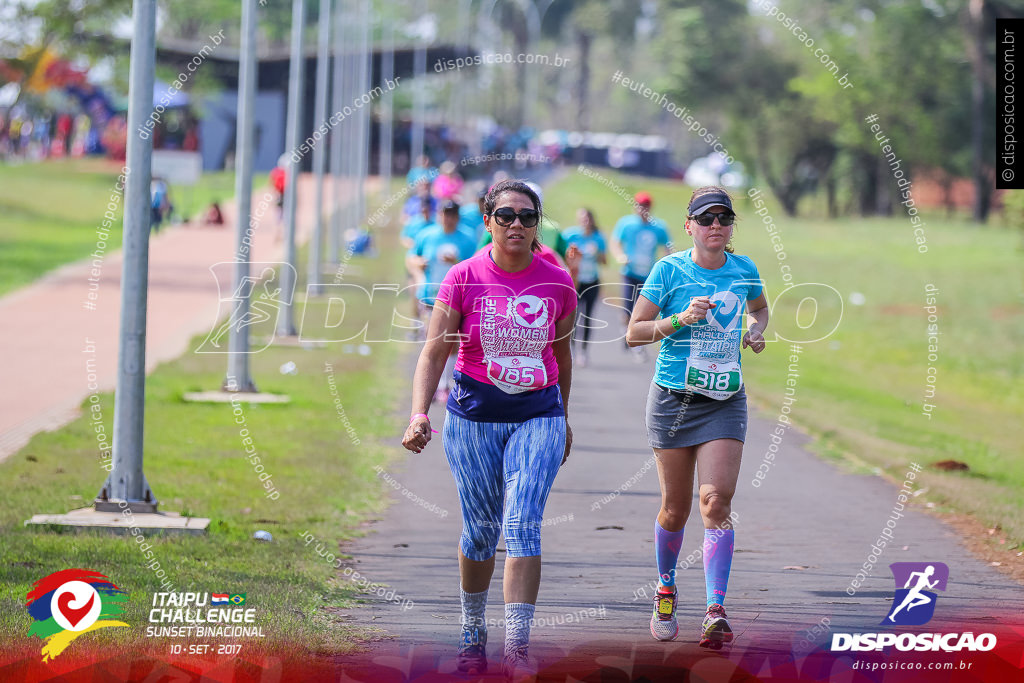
top-left (436, 250), bottom-right (576, 394)
top-left (432, 174), bottom-right (463, 199)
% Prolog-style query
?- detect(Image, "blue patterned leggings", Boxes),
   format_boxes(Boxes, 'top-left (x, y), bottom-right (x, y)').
top-left (443, 413), bottom-right (566, 560)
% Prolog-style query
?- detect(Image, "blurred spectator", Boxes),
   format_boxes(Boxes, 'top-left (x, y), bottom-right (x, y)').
top-left (432, 160), bottom-right (463, 200)
top-left (458, 188), bottom-right (487, 241)
top-left (150, 177), bottom-right (172, 232)
top-left (202, 201), bottom-right (225, 227)
top-left (401, 197), bottom-right (436, 249)
top-left (402, 178), bottom-right (437, 223)
top-left (406, 154), bottom-right (437, 186)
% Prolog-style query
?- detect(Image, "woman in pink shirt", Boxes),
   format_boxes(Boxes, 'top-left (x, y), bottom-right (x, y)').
top-left (402, 179), bottom-right (575, 678)
top-left (432, 160), bottom-right (464, 200)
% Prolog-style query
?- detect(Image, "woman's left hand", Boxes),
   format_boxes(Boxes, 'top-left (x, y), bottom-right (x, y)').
top-left (561, 423), bottom-right (573, 466)
top-left (742, 326), bottom-right (766, 353)
top-left (402, 416), bottom-right (433, 453)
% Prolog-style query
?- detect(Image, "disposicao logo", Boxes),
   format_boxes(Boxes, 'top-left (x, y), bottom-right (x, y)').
top-left (883, 562), bottom-right (948, 626)
top-left (831, 562), bottom-right (996, 653)
top-left (26, 569), bottom-right (129, 661)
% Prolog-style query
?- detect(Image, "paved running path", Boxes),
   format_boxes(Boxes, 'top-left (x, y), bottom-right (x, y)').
top-left (340, 300), bottom-right (1024, 678)
top-left (0, 173), bottom-right (360, 461)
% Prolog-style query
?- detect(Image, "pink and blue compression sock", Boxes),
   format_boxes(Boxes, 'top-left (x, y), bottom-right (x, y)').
top-left (703, 528), bottom-right (735, 606)
top-left (655, 520), bottom-right (685, 588)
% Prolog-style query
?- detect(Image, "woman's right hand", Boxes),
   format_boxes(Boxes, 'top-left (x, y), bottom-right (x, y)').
top-left (679, 296), bottom-right (716, 325)
top-left (402, 416), bottom-right (433, 453)
top-left (565, 244), bottom-right (582, 267)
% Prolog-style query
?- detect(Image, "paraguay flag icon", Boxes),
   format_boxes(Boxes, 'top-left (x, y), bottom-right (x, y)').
top-left (211, 593), bottom-right (230, 605)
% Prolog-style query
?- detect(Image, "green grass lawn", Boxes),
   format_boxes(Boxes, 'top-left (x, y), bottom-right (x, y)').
top-left (0, 190), bottom-right (409, 662)
top-left (544, 168), bottom-right (1024, 545)
top-left (0, 158), bottom-right (265, 296)
top-left (0, 158), bottom-right (127, 296)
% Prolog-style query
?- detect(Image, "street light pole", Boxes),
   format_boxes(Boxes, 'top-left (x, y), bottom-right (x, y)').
top-left (224, 0), bottom-right (259, 393)
top-left (278, 0), bottom-right (305, 336)
top-left (378, 21), bottom-right (394, 197)
top-left (410, 0), bottom-right (427, 165)
top-left (95, 0), bottom-right (158, 513)
top-left (328, 0), bottom-right (345, 265)
top-left (309, 0), bottom-right (332, 296)
top-left (355, 0), bottom-right (371, 226)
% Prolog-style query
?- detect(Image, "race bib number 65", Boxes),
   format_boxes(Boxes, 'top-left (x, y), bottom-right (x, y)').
top-left (685, 358), bottom-right (741, 400)
top-left (486, 356), bottom-right (547, 394)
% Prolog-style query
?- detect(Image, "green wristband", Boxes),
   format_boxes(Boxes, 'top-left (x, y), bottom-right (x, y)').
top-left (670, 313), bottom-right (683, 330)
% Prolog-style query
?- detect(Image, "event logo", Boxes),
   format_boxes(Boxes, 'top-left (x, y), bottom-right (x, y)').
top-left (26, 569), bottom-right (129, 661)
top-left (508, 295), bottom-right (549, 329)
top-left (706, 290), bottom-right (742, 333)
top-left (883, 562), bottom-right (948, 626)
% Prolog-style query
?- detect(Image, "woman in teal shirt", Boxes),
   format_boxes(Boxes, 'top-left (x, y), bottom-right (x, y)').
top-left (562, 208), bottom-right (607, 366)
top-left (626, 186), bottom-right (769, 649)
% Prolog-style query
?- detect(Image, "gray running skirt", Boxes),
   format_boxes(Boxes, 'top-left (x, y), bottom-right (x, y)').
top-left (645, 382), bottom-right (748, 449)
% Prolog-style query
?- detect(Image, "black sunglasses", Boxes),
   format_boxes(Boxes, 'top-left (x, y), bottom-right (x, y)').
top-left (490, 207), bottom-right (540, 228)
top-left (689, 211), bottom-right (736, 227)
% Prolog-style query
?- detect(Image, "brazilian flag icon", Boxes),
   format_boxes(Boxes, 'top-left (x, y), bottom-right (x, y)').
top-left (229, 593), bottom-right (246, 605)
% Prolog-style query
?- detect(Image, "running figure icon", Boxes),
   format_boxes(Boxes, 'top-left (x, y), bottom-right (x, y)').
top-left (196, 262), bottom-right (296, 354)
top-left (888, 565), bottom-right (939, 622)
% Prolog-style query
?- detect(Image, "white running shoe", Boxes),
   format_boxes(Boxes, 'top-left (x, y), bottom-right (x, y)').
top-left (650, 585), bottom-right (679, 641)
top-left (501, 645), bottom-right (536, 682)
top-left (699, 603), bottom-right (734, 649)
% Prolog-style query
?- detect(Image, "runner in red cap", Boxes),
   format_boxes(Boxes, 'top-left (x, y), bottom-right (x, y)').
top-left (610, 192), bottom-right (672, 362)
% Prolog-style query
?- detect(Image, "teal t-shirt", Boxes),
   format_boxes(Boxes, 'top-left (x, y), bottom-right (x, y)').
top-left (612, 215), bottom-right (671, 280)
top-left (411, 226), bottom-right (478, 305)
top-left (459, 205), bottom-right (486, 241)
top-left (561, 226), bottom-right (607, 284)
top-left (639, 249), bottom-right (763, 396)
top-left (401, 217), bottom-right (434, 244)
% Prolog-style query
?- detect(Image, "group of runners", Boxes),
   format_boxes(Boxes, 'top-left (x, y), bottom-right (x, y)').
top-left (400, 175), bottom-right (769, 681)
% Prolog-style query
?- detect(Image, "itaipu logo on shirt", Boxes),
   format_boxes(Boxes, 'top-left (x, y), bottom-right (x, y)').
top-left (508, 295), bottom-right (549, 328)
top-left (482, 294), bottom-right (551, 393)
top-left (705, 291), bottom-right (742, 333)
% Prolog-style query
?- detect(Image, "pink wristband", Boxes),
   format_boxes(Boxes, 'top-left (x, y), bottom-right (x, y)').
top-left (410, 413), bottom-right (439, 433)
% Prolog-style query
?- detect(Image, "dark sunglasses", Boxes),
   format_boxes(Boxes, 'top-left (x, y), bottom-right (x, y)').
top-left (689, 211), bottom-right (736, 227)
top-left (490, 207), bottom-right (540, 228)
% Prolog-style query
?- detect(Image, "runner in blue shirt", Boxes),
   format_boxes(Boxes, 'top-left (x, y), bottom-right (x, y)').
top-left (407, 200), bottom-right (478, 403)
top-left (610, 191), bottom-right (672, 360)
top-left (406, 154), bottom-right (438, 187)
top-left (401, 197), bottom-right (436, 249)
top-left (402, 178), bottom-right (438, 225)
top-left (459, 188), bottom-right (488, 241)
top-left (625, 185), bottom-right (769, 649)
top-left (562, 208), bottom-right (607, 366)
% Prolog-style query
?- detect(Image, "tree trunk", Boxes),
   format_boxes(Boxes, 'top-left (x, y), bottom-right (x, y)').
top-left (858, 153), bottom-right (878, 216)
top-left (875, 153), bottom-right (893, 216)
top-left (826, 174), bottom-right (837, 219)
top-left (941, 173), bottom-right (955, 219)
top-left (967, 0), bottom-right (991, 223)
top-left (575, 29), bottom-right (592, 132)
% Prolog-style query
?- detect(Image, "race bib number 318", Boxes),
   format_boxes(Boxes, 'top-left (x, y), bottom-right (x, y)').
top-left (685, 358), bottom-right (741, 400)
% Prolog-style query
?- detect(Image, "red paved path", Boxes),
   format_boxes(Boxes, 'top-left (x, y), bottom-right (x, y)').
top-left (0, 173), bottom-right (358, 461)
